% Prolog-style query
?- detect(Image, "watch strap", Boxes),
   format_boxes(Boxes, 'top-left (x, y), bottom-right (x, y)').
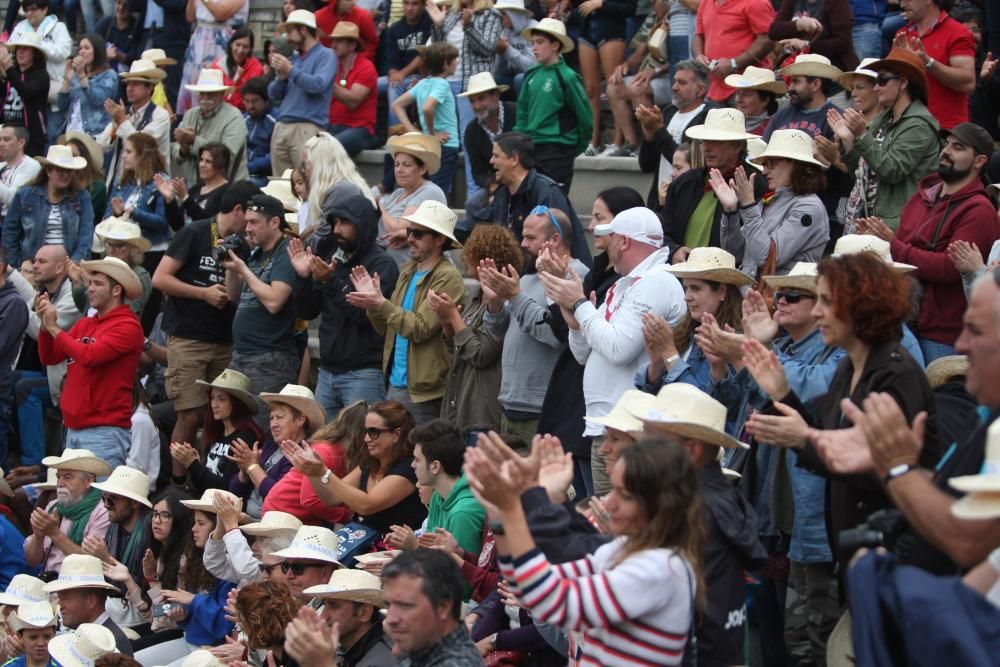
top-left (883, 462), bottom-right (916, 485)
top-left (571, 297), bottom-right (589, 312)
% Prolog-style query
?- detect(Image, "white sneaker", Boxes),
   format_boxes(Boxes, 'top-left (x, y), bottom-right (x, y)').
top-left (599, 143), bottom-right (622, 157)
top-left (583, 143), bottom-right (601, 157)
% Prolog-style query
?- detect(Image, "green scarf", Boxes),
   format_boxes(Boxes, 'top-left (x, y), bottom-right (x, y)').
top-left (53, 487), bottom-right (103, 545)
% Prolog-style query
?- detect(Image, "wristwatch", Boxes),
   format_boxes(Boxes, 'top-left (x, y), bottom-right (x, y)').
top-left (143, 338), bottom-right (152, 352)
top-left (730, 58), bottom-right (738, 71)
top-left (571, 297), bottom-right (589, 312)
top-left (664, 353), bottom-right (681, 367)
top-left (926, 57), bottom-right (935, 70)
top-left (883, 462), bottom-right (916, 485)
top-left (320, 468), bottom-right (333, 484)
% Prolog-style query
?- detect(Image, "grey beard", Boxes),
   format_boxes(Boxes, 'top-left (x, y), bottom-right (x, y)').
top-left (56, 489), bottom-right (83, 506)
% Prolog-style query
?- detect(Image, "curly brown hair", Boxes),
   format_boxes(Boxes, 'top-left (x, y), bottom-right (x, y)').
top-left (235, 581), bottom-right (302, 650)
top-left (122, 132), bottom-right (165, 186)
top-left (817, 253), bottom-right (910, 346)
top-left (463, 225), bottom-right (524, 277)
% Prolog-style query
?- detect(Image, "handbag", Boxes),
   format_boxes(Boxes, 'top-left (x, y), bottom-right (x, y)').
top-left (334, 522), bottom-right (381, 568)
top-left (648, 21), bottom-right (670, 63)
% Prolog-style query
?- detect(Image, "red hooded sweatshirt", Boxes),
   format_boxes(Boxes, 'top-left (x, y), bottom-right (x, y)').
top-left (890, 174), bottom-right (1000, 345)
top-left (38, 304), bottom-right (143, 430)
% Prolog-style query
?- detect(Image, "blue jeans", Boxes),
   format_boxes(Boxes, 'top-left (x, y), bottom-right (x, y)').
top-left (853, 22), bottom-right (882, 60)
top-left (918, 338), bottom-right (957, 365)
top-left (385, 386), bottom-right (441, 425)
top-left (432, 146), bottom-right (459, 195)
top-left (881, 13), bottom-right (906, 57)
top-left (668, 34), bottom-right (692, 89)
top-left (66, 426), bottom-right (130, 472)
top-left (327, 125), bottom-right (376, 157)
top-left (14, 371), bottom-right (51, 466)
top-left (379, 74), bottom-right (421, 127)
top-left (314, 367), bottom-right (386, 419)
top-left (448, 79), bottom-right (476, 201)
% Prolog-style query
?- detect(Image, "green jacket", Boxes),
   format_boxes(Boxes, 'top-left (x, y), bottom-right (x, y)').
top-left (846, 100), bottom-right (941, 230)
top-left (426, 474), bottom-right (485, 556)
top-left (514, 57), bottom-right (593, 154)
top-left (368, 255), bottom-right (465, 403)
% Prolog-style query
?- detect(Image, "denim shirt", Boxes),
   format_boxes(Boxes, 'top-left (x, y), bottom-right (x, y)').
top-left (56, 68), bottom-right (119, 136)
top-left (245, 110), bottom-right (276, 182)
top-left (1, 185), bottom-right (94, 266)
top-left (105, 177), bottom-right (170, 246)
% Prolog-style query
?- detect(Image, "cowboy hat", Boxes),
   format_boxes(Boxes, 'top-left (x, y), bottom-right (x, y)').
top-left (330, 21), bottom-right (364, 44)
top-left (271, 525), bottom-right (344, 567)
top-left (684, 108), bottom-right (756, 142)
top-left (185, 68), bottom-right (233, 93)
top-left (181, 488), bottom-right (244, 514)
top-left (400, 200), bottom-right (461, 249)
top-left (752, 129), bottom-right (826, 168)
top-left (140, 48), bottom-right (177, 66)
top-left (866, 48), bottom-right (928, 101)
top-left (91, 466), bottom-right (152, 508)
top-left (458, 71), bottom-right (509, 97)
top-left (259, 384), bottom-right (326, 433)
top-left (0, 468), bottom-right (12, 497)
top-left (640, 383), bottom-right (749, 449)
top-left (724, 65), bottom-right (787, 95)
top-left (240, 511), bottom-right (303, 538)
top-left (585, 389), bottom-right (657, 436)
top-left (6, 31), bottom-right (45, 59)
top-left (195, 369), bottom-right (259, 414)
top-left (386, 132), bottom-right (442, 176)
top-left (303, 569), bottom-right (385, 607)
top-left (37, 144), bottom-right (87, 170)
top-left (667, 247), bottom-right (757, 287)
top-left (0, 575), bottom-right (47, 606)
top-left (780, 53), bottom-right (844, 81)
top-left (838, 57), bottom-right (880, 90)
top-left (57, 131), bottom-right (103, 174)
top-left (80, 257), bottom-right (143, 299)
top-left (93, 217), bottom-right (152, 255)
top-left (48, 624), bottom-right (117, 667)
top-left (168, 650), bottom-right (227, 667)
top-left (746, 137), bottom-right (767, 172)
top-left (948, 419), bottom-right (1000, 499)
top-left (950, 491), bottom-right (1000, 520)
top-left (9, 601), bottom-right (57, 632)
top-left (119, 58), bottom-right (167, 82)
top-left (763, 261), bottom-right (819, 292)
top-left (261, 177), bottom-right (301, 212)
top-left (925, 355), bottom-right (969, 389)
top-left (42, 554), bottom-right (118, 593)
top-left (494, 0), bottom-right (533, 14)
top-left (832, 234), bottom-right (916, 273)
top-left (522, 18), bottom-right (574, 53)
top-left (41, 448), bottom-right (112, 477)
top-left (277, 9), bottom-right (321, 34)
top-left (26, 468), bottom-right (57, 492)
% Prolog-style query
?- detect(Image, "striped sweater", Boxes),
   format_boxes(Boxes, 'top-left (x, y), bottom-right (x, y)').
top-left (499, 538), bottom-right (695, 666)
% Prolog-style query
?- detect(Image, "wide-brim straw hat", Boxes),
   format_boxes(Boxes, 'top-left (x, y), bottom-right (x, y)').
top-left (640, 383), bottom-right (749, 449)
top-left (751, 129), bottom-right (825, 168)
top-left (685, 108), bottom-right (755, 142)
top-left (94, 217), bottom-right (152, 254)
top-left (746, 137), bottom-right (767, 172)
top-left (240, 510), bottom-right (303, 538)
top-left (303, 569), bottom-right (385, 607)
top-left (278, 9), bottom-right (321, 34)
top-left (37, 144), bottom-right (87, 170)
top-left (91, 466), bottom-right (152, 508)
top-left (763, 261), bottom-right (819, 292)
top-left (0, 575), bottom-right (47, 606)
top-left (867, 48), bottom-right (929, 101)
top-left (185, 68), bottom-right (233, 93)
top-left (58, 131), bottom-right (103, 174)
top-left (724, 66), bottom-right (787, 95)
top-left (259, 384), bottom-right (326, 433)
top-left (401, 200), bottom-right (461, 249)
top-left (6, 31), bottom-right (45, 59)
top-left (41, 448), bottom-right (112, 477)
top-left (459, 71), bottom-right (509, 97)
top-left (585, 389), bottom-right (657, 436)
top-left (80, 257), bottom-right (143, 299)
top-left (667, 247), bottom-right (756, 287)
top-left (141, 48), bottom-right (177, 66)
top-left (330, 21), bottom-right (364, 45)
top-left (522, 18), bottom-right (574, 53)
top-left (181, 488), bottom-right (244, 514)
top-left (261, 177), bottom-right (300, 212)
top-left (925, 355), bottom-right (969, 389)
top-left (271, 525), bottom-right (344, 567)
top-left (838, 57), bottom-right (880, 89)
top-left (780, 53), bottom-right (844, 80)
top-left (48, 624), bottom-right (117, 667)
top-left (167, 650), bottom-right (227, 667)
top-left (386, 132), bottom-right (442, 176)
top-left (950, 491), bottom-right (1000, 520)
top-left (832, 234), bottom-right (916, 273)
top-left (495, 0), bottom-right (532, 14)
top-left (9, 601), bottom-right (57, 632)
top-left (195, 369), bottom-right (259, 414)
top-left (42, 554), bottom-right (118, 593)
top-left (119, 58), bottom-right (167, 82)
top-left (26, 468), bottom-right (57, 492)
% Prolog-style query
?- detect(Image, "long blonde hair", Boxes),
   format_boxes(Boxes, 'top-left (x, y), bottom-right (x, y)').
top-left (305, 133), bottom-right (376, 222)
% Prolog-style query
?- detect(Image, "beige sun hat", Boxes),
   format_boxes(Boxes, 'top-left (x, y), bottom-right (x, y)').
top-left (640, 383), bottom-right (749, 449)
top-left (240, 511), bottom-right (303, 538)
top-left (9, 601), bottom-right (57, 632)
top-left (948, 419), bottom-right (1000, 503)
top-left (400, 200), bottom-right (461, 249)
top-left (459, 72), bottom-right (509, 97)
top-left (330, 21), bottom-right (364, 44)
top-left (950, 492), bottom-right (1000, 520)
top-left (386, 132), bottom-right (442, 176)
top-left (303, 569), bottom-right (385, 607)
top-left (925, 355), bottom-right (969, 390)
top-left (523, 17), bottom-right (574, 53)
top-left (259, 384), bottom-right (326, 433)
top-left (42, 554), bottom-right (118, 593)
top-left (271, 525), bottom-right (344, 567)
top-left (195, 369), bottom-right (259, 414)
top-left (261, 177), bottom-right (300, 213)
top-left (585, 390), bottom-right (657, 436)
top-left (41, 448), bottom-right (112, 477)
top-left (57, 131), bottom-right (104, 173)
top-left (141, 48), bottom-right (177, 66)
top-left (746, 137), bottom-right (767, 172)
top-left (185, 68), bottom-right (233, 93)
top-left (751, 129), bottom-right (825, 168)
top-left (763, 261), bottom-right (819, 292)
top-left (832, 234), bottom-right (916, 272)
top-left (48, 623), bottom-right (117, 667)
top-left (0, 575), bottom-right (48, 607)
top-left (667, 247), bottom-right (756, 287)
top-left (495, 0), bottom-right (533, 14)
top-left (724, 66), bottom-right (788, 95)
top-left (838, 57), bottom-right (880, 89)
top-left (685, 108), bottom-right (756, 142)
top-left (181, 488), bottom-right (244, 514)
top-left (119, 59), bottom-right (167, 82)
top-left (278, 9), bottom-right (321, 34)
top-left (6, 31), bottom-right (45, 60)
top-left (91, 466), bottom-right (152, 508)
top-left (93, 217), bottom-right (152, 255)
top-left (79, 257), bottom-right (143, 299)
top-left (37, 144), bottom-right (87, 170)
top-left (168, 650), bottom-right (227, 667)
top-left (26, 468), bottom-right (57, 492)
top-left (781, 53), bottom-right (844, 80)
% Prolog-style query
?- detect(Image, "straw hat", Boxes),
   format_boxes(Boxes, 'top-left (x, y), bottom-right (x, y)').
top-left (79, 257), bottom-right (143, 299)
top-left (26, 468), bottom-right (57, 492)
top-left (37, 144), bottom-right (87, 170)
top-left (780, 53), bottom-right (844, 81)
top-left (48, 624), bottom-right (117, 667)
top-left (9, 601), bottom-right (57, 632)
top-left (585, 389), bottom-right (657, 436)
top-left (494, 0), bottom-right (533, 14)
top-left (57, 131), bottom-right (103, 173)
top-left (522, 18), bottom-right (574, 53)
top-left (41, 448), bottom-right (112, 477)
top-left (278, 9), bottom-right (321, 34)
top-left (948, 419), bottom-right (1000, 498)
top-left (42, 554), bottom-right (118, 593)
top-left (751, 129), bottom-right (825, 168)
top-left (94, 217), bottom-right (152, 254)
top-left (832, 234), bottom-right (916, 272)
top-left (746, 137), bottom-right (767, 172)
top-left (185, 69), bottom-right (233, 93)
top-left (386, 132), bottom-right (442, 176)
top-left (640, 383), bottom-right (749, 449)
top-left (259, 384), bottom-right (326, 433)
top-left (724, 66), bottom-right (787, 95)
top-left (838, 57), bottom-right (880, 90)
top-left (181, 488), bottom-right (244, 514)
top-left (304, 569), bottom-right (385, 607)
top-left (261, 176), bottom-right (300, 212)
top-left (195, 369), bottom-right (259, 414)
top-left (667, 247), bottom-right (756, 287)
top-left (401, 200), bottom-right (461, 249)
top-left (684, 108), bottom-right (755, 142)
top-left (140, 48), bottom-right (177, 66)
top-left (950, 492), bottom-right (1000, 520)
top-left (91, 466), bottom-right (152, 508)
top-left (925, 355), bottom-right (969, 389)
top-left (271, 525), bottom-right (344, 567)
top-left (0, 468), bottom-right (11, 497)
top-left (119, 59), bottom-right (167, 82)
top-left (170, 650), bottom-right (227, 667)
top-left (866, 48), bottom-right (929, 101)
top-left (458, 72), bottom-right (509, 97)
top-left (6, 31), bottom-right (45, 60)
top-left (0, 575), bottom-right (48, 606)
top-left (763, 261), bottom-right (819, 292)
top-left (240, 511), bottom-right (303, 538)
top-left (285, 211), bottom-right (299, 234)
top-left (330, 21), bottom-right (363, 44)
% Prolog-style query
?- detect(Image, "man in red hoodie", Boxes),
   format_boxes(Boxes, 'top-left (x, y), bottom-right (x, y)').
top-left (36, 257), bottom-right (144, 470)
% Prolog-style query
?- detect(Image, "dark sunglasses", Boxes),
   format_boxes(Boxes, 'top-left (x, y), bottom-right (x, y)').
top-left (259, 562), bottom-right (282, 575)
top-left (406, 228), bottom-right (437, 240)
top-left (874, 74), bottom-right (900, 87)
top-left (773, 290), bottom-right (814, 304)
top-left (101, 494), bottom-right (123, 506)
top-left (365, 426), bottom-right (393, 440)
top-left (280, 562), bottom-right (327, 576)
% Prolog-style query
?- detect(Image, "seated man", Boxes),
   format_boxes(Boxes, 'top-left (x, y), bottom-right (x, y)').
top-left (172, 69), bottom-right (250, 186)
top-left (271, 525), bottom-right (343, 606)
top-left (242, 77), bottom-right (276, 187)
top-left (326, 22), bottom-right (377, 157)
top-left (42, 554), bottom-right (133, 655)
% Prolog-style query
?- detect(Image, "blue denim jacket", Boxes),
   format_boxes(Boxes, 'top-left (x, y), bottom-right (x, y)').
top-left (56, 69), bottom-right (119, 136)
top-left (105, 178), bottom-right (170, 246)
top-left (1, 185), bottom-right (94, 265)
top-left (246, 110), bottom-right (276, 183)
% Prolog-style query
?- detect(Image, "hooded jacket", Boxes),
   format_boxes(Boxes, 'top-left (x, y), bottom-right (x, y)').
top-left (0, 281), bottom-right (27, 399)
top-left (297, 183), bottom-right (401, 375)
top-left (426, 474), bottom-right (486, 556)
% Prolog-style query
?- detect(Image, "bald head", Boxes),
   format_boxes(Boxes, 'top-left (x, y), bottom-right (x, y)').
top-left (32, 245), bottom-right (69, 289)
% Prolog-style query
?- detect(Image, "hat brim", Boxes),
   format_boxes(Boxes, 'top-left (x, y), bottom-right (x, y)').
top-left (584, 413), bottom-right (642, 436)
top-left (641, 417), bottom-right (749, 449)
top-left (37, 155), bottom-right (88, 170)
top-left (949, 473), bottom-right (1000, 494)
top-left (495, 3), bottom-right (533, 14)
top-left (667, 265), bottom-right (757, 287)
top-left (149, 57), bottom-right (177, 66)
top-left (301, 585), bottom-right (385, 607)
top-left (386, 143), bottom-right (441, 176)
top-left (24, 480), bottom-right (56, 491)
top-left (96, 231), bottom-right (153, 254)
top-left (950, 491), bottom-right (1000, 520)
top-left (521, 26), bottom-right (574, 53)
top-left (184, 84), bottom-right (234, 93)
top-left (0, 592), bottom-right (44, 606)
top-left (6, 42), bottom-right (45, 58)
top-left (399, 210), bottom-right (462, 249)
top-left (276, 19), bottom-right (323, 35)
top-left (837, 70), bottom-right (876, 90)
top-left (195, 379), bottom-right (259, 414)
top-left (9, 612), bottom-right (57, 632)
top-left (723, 74), bottom-right (787, 95)
top-left (866, 58), bottom-right (927, 99)
top-left (80, 260), bottom-right (143, 299)
top-left (90, 481), bottom-right (152, 508)
top-left (240, 523), bottom-right (301, 538)
top-left (751, 145), bottom-right (825, 168)
top-left (458, 83), bottom-right (510, 97)
top-left (780, 63), bottom-right (845, 80)
top-left (58, 131), bottom-right (104, 175)
top-left (684, 125), bottom-right (756, 142)
top-left (41, 455), bottom-right (112, 477)
top-left (258, 394), bottom-right (326, 433)
top-left (762, 274), bottom-right (818, 292)
top-left (119, 68), bottom-right (167, 82)
top-left (925, 355), bottom-right (969, 389)
top-left (42, 578), bottom-right (119, 593)
top-left (270, 547), bottom-right (344, 567)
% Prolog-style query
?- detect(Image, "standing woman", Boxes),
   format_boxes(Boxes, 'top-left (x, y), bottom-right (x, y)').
top-left (212, 27), bottom-right (264, 112)
top-left (0, 32), bottom-right (49, 158)
top-left (176, 0), bottom-right (249, 117)
top-left (57, 34), bottom-right (119, 137)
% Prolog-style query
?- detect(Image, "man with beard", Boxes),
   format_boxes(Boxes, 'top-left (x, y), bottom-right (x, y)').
top-left (291, 181), bottom-right (400, 418)
top-left (460, 73), bottom-right (516, 215)
top-left (97, 60), bottom-right (171, 183)
top-left (481, 207), bottom-right (589, 442)
top-left (171, 68), bottom-right (249, 186)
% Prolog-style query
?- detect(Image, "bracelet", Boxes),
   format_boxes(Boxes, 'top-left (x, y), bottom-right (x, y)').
top-left (883, 462), bottom-right (916, 485)
top-left (738, 201), bottom-right (757, 211)
top-left (246, 463), bottom-right (262, 475)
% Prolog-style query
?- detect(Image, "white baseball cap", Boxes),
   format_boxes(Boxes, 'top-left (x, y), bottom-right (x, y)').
top-left (592, 207), bottom-right (664, 248)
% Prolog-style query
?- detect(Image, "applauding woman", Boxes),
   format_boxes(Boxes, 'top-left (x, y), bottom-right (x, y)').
top-left (106, 133), bottom-right (171, 262)
top-left (57, 34), bottom-right (119, 136)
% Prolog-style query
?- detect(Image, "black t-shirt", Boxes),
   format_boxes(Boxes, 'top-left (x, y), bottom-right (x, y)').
top-left (356, 459), bottom-right (427, 536)
top-left (161, 218), bottom-right (235, 343)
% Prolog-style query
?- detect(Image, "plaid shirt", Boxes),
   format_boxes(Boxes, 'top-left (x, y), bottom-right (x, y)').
top-left (432, 9), bottom-right (502, 87)
top-left (399, 625), bottom-right (483, 666)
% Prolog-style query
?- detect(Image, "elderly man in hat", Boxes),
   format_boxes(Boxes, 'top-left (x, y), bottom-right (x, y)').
top-left (271, 525), bottom-right (344, 605)
top-left (172, 69), bottom-right (249, 187)
top-left (76, 218), bottom-right (153, 316)
top-left (326, 22), bottom-right (377, 157)
top-left (44, 556), bottom-right (132, 656)
top-left (458, 72), bottom-right (516, 213)
top-left (35, 257), bottom-right (144, 467)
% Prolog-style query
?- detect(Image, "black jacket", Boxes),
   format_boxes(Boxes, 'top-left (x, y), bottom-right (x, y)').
top-left (2, 62), bottom-right (48, 157)
top-left (463, 101), bottom-right (516, 189)
top-left (638, 102), bottom-right (713, 208)
top-left (128, 0), bottom-right (190, 49)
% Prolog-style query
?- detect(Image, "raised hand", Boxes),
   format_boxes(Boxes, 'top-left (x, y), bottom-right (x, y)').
top-left (169, 441), bottom-right (199, 468)
top-left (537, 267), bottom-right (586, 309)
top-left (744, 402), bottom-right (808, 448)
top-left (226, 438), bottom-right (261, 472)
top-left (731, 166), bottom-right (756, 208)
top-left (535, 434), bottom-right (574, 503)
top-left (982, 51), bottom-right (998, 81)
top-left (708, 168), bottom-right (739, 212)
top-left (742, 289), bottom-right (779, 343)
top-left (694, 312), bottom-right (745, 364)
top-left (385, 524), bottom-right (418, 551)
top-left (826, 107), bottom-right (856, 149)
top-left (947, 239), bottom-right (984, 274)
top-left (634, 104), bottom-right (665, 139)
top-left (286, 237), bottom-right (313, 278)
top-left (142, 548), bottom-right (157, 580)
top-left (82, 534), bottom-right (112, 562)
top-left (153, 173), bottom-right (175, 202)
top-left (345, 266), bottom-right (384, 309)
top-left (426, 289), bottom-right (460, 323)
top-left (284, 606), bottom-right (339, 667)
top-left (102, 558), bottom-right (131, 582)
top-left (278, 439), bottom-right (325, 477)
top-left (742, 338), bottom-right (790, 401)
top-left (855, 216), bottom-right (893, 241)
top-left (642, 311), bottom-right (678, 361)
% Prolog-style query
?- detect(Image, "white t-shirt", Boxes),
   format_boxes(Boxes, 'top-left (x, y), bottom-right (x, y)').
top-left (660, 103), bottom-right (706, 181)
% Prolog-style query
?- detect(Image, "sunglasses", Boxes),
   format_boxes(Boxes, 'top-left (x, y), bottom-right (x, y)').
top-left (151, 511), bottom-right (172, 522)
top-left (259, 562), bottom-right (282, 575)
top-left (280, 562), bottom-right (328, 576)
top-left (101, 494), bottom-right (124, 506)
top-left (773, 290), bottom-right (814, 304)
top-left (874, 74), bottom-right (900, 87)
top-left (406, 228), bottom-right (435, 240)
top-left (365, 426), bottom-right (393, 440)
top-left (530, 205), bottom-right (563, 236)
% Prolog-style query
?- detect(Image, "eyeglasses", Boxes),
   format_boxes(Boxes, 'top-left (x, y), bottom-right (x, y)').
top-left (773, 290), bottom-right (815, 304)
top-left (530, 205), bottom-right (563, 236)
top-left (151, 511), bottom-right (172, 522)
top-left (280, 562), bottom-right (328, 576)
top-left (874, 74), bottom-right (900, 87)
top-left (365, 426), bottom-right (393, 440)
top-left (258, 562), bottom-right (282, 575)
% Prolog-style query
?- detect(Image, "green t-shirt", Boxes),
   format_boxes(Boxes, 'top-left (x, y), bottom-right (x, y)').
top-left (684, 188), bottom-right (719, 250)
top-left (232, 237), bottom-right (300, 355)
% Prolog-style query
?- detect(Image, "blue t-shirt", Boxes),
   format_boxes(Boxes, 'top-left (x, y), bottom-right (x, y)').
top-left (389, 269), bottom-right (429, 388)
top-left (410, 77), bottom-right (460, 149)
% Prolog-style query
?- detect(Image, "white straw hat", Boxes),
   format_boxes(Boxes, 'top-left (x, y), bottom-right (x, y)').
top-left (303, 569), bottom-right (385, 607)
top-left (180, 488), bottom-right (243, 514)
top-left (667, 247), bottom-right (756, 287)
top-left (9, 601), bottom-right (57, 631)
top-left (171, 650), bottom-right (227, 667)
top-left (838, 57), bottom-right (880, 89)
top-left (400, 200), bottom-right (461, 249)
top-left (195, 369), bottom-right (259, 414)
top-left (458, 72), bottom-right (509, 97)
top-left (522, 18), bottom-right (574, 53)
top-left (140, 48), bottom-right (177, 66)
top-left (37, 145), bottom-right (88, 170)
top-left (746, 137), bottom-right (767, 172)
top-left (48, 624), bottom-right (117, 667)
top-left (259, 384), bottom-right (326, 433)
top-left (277, 9), bottom-right (321, 34)
top-left (184, 68), bottom-right (233, 93)
top-left (0, 575), bottom-right (48, 606)
top-left (640, 383), bottom-right (748, 449)
top-left (724, 66), bottom-right (788, 95)
top-left (685, 108), bottom-right (755, 142)
top-left (6, 31), bottom-right (45, 59)
top-left (948, 419), bottom-right (1000, 500)
top-left (261, 177), bottom-right (300, 213)
top-left (762, 261), bottom-right (819, 292)
top-left (91, 466), bottom-right (152, 508)
top-left (585, 390), bottom-right (657, 436)
top-left (271, 525), bottom-right (344, 567)
top-left (93, 217), bottom-right (152, 254)
top-left (42, 554), bottom-right (118, 593)
top-left (26, 468), bottom-right (57, 492)
top-left (119, 58), bottom-right (167, 82)
top-left (780, 53), bottom-right (844, 80)
top-left (240, 511), bottom-right (303, 538)
top-left (79, 257), bottom-right (143, 300)
top-left (494, 0), bottom-right (533, 14)
top-left (832, 234), bottom-right (916, 272)
top-left (751, 129), bottom-right (825, 168)
top-left (41, 448), bottom-right (112, 477)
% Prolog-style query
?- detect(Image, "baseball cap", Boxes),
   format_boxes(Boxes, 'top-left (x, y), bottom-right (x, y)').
top-left (246, 194), bottom-right (288, 228)
top-left (592, 206), bottom-right (664, 248)
top-left (939, 122), bottom-right (994, 156)
top-left (220, 180), bottom-right (262, 214)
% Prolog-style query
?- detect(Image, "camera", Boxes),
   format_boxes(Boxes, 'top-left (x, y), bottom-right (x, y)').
top-left (837, 509), bottom-right (906, 558)
top-left (215, 233), bottom-right (251, 263)
top-left (152, 602), bottom-right (173, 618)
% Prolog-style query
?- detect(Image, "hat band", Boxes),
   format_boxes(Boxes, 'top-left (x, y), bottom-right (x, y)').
top-left (5, 592), bottom-right (44, 603)
top-left (290, 542), bottom-right (339, 561)
top-left (67, 639), bottom-right (96, 666)
top-left (55, 574), bottom-right (108, 585)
